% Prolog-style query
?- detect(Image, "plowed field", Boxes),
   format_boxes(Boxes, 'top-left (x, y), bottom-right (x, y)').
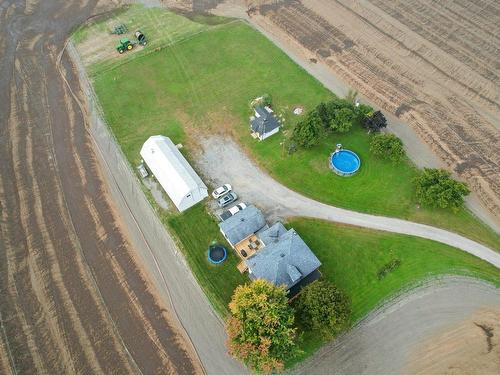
top-left (255, 0), bottom-right (499, 221)
top-left (0, 0), bottom-right (203, 373)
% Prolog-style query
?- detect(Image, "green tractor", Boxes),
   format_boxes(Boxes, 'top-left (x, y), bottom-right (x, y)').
top-left (116, 38), bottom-right (133, 54)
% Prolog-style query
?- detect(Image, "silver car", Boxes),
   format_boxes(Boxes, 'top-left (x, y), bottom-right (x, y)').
top-left (217, 191), bottom-right (238, 208)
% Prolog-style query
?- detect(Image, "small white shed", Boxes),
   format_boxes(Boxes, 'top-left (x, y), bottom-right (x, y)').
top-left (140, 135), bottom-right (208, 212)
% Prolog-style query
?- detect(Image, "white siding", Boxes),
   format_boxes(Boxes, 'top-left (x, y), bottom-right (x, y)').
top-left (140, 136), bottom-right (208, 211)
top-left (259, 126), bottom-right (280, 141)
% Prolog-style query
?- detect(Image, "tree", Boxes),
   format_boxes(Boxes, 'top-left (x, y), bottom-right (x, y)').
top-left (414, 168), bottom-right (470, 210)
top-left (364, 110), bottom-right (387, 132)
top-left (291, 110), bottom-right (323, 148)
top-left (355, 103), bottom-right (373, 118)
top-left (370, 133), bottom-right (405, 162)
top-left (316, 99), bottom-right (355, 132)
top-left (329, 107), bottom-right (354, 133)
top-left (226, 280), bottom-right (298, 374)
top-left (295, 280), bottom-right (350, 338)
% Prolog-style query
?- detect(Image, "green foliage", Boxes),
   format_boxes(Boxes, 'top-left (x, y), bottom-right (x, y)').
top-left (295, 280), bottom-right (351, 338)
top-left (330, 107), bottom-right (354, 132)
top-left (317, 99), bottom-right (356, 133)
top-left (370, 133), bottom-right (405, 162)
top-left (356, 104), bottom-right (373, 118)
top-left (262, 93), bottom-right (272, 107)
top-left (377, 258), bottom-right (402, 280)
top-left (291, 110), bottom-right (323, 148)
top-left (414, 168), bottom-right (470, 210)
top-left (226, 280), bottom-right (298, 373)
top-left (364, 110), bottom-right (387, 132)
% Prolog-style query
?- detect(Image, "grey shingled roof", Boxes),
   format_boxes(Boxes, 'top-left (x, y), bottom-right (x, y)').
top-left (250, 106), bottom-right (280, 136)
top-left (218, 205), bottom-right (267, 246)
top-left (246, 228), bottom-right (321, 290)
top-left (258, 222), bottom-right (287, 246)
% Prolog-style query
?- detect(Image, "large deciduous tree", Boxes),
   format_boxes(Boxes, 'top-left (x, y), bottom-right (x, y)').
top-left (226, 280), bottom-right (298, 374)
top-left (291, 110), bottom-right (323, 148)
top-left (414, 168), bottom-right (470, 210)
top-left (370, 133), bottom-right (405, 162)
top-left (295, 280), bottom-right (350, 338)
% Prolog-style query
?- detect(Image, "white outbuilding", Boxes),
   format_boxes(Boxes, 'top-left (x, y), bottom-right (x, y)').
top-left (140, 135), bottom-right (208, 212)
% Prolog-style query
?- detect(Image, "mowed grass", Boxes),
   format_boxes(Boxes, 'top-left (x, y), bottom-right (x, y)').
top-left (90, 18), bottom-right (499, 250)
top-left (286, 217), bottom-right (500, 366)
top-left (74, 4), bottom-right (230, 76)
top-left (167, 204), bottom-right (247, 316)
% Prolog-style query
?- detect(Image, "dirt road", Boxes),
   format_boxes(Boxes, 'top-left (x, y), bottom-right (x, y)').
top-left (289, 277), bottom-right (500, 375)
top-left (0, 1), bottom-right (202, 373)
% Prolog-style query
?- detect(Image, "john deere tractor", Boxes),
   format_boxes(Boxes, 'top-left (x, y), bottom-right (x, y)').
top-left (116, 38), bottom-right (133, 54)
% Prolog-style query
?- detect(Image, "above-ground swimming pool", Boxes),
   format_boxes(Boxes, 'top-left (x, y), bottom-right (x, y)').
top-left (208, 244), bottom-right (227, 264)
top-left (330, 149), bottom-right (361, 176)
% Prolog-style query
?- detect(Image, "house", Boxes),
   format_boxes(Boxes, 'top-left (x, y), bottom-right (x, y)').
top-left (218, 205), bottom-right (267, 248)
top-left (250, 106), bottom-right (280, 141)
top-left (245, 223), bottom-right (322, 298)
top-left (140, 135), bottom-right (208, 212)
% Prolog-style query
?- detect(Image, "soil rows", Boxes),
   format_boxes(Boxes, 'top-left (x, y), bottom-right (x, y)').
top-left (0, 0), bottom-right (203, 373)
top-left (257, 0), bottom-right (500, 221)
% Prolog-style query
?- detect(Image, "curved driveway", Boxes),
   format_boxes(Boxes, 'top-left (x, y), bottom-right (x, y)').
top-left (198, 137), bottom-right (500, 267)
top-left (289, 277), bottom-right (500, 375)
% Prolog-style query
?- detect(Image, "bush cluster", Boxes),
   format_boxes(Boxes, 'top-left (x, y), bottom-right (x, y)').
top-left (377, 258), bottom-right (401, 280)
top-left (370, 133), bottom-right (405, 162)
top-left (414, 168), bottom-right (470, 210)
top-left (290, 98), bottom-right (372, 149)
top-left (226, 279), bottom-right (350, 373)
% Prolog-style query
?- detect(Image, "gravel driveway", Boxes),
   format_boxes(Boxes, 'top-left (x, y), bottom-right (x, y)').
top-left (289, 277), bottom-right (500, 375)
top-left (196, 136), bottom-right (500, 267)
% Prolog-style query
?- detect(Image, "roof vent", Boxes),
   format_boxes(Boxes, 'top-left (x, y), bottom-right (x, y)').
top-left (240, 218), bottom-right (245, 222)
top-left (280, 253), bottom-right (285, 258)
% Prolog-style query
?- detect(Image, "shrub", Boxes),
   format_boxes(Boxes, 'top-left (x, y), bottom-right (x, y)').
top-left (291, 110), bottom-right (323, 148)
top-left (226, 280), bottom-right (298, 374)
top-left (377, 258), bottom-right (402, 280)
top-left (363, 110), bottom-right (387, 132)
top-left (370, 133), bottom-right (405, 162)
top-left (329, 107), bottom-right (354, 133)
top-left (414, 168), bottom-right (470, 210)
top-left (295, 280), bottom-right (350, 339)
top-left (317, 99), bottom-right (355, 132)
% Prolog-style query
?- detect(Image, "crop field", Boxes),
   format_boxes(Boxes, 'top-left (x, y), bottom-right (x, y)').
top-left (255, 0), bottom-right (500, 223)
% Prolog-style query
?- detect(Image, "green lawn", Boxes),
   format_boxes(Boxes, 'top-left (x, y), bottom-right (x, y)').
top-left (87, 14), bottom-right (498, 250)
top-left (167, 204), bottom-right (247, 316)
top-left (286, 217), bottom-right (500, 366)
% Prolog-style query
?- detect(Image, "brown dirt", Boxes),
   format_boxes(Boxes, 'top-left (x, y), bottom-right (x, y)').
top-left (0, 0), bottom-right (203, 373)
top-left (405, 308), bottom-right (500, 374)
top-left (235, 0), bottom-right (500, 223)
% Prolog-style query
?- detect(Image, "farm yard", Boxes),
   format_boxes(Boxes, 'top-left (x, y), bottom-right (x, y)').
top-left (73, 3), bottom-right (500, 370)
top-left (251, 0), bottom-right (500, 225)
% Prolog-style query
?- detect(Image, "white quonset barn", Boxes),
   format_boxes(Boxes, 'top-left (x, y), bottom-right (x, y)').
top-left (140, 135), bottom-right (208, 212)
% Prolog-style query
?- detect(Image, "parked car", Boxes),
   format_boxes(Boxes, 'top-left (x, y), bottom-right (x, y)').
top-left (217, 191), bottom-right (238, 208)
top-left (212, 183), bottom-right (232, 199)
top-left (220, 203), bottom-right (247, 221)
